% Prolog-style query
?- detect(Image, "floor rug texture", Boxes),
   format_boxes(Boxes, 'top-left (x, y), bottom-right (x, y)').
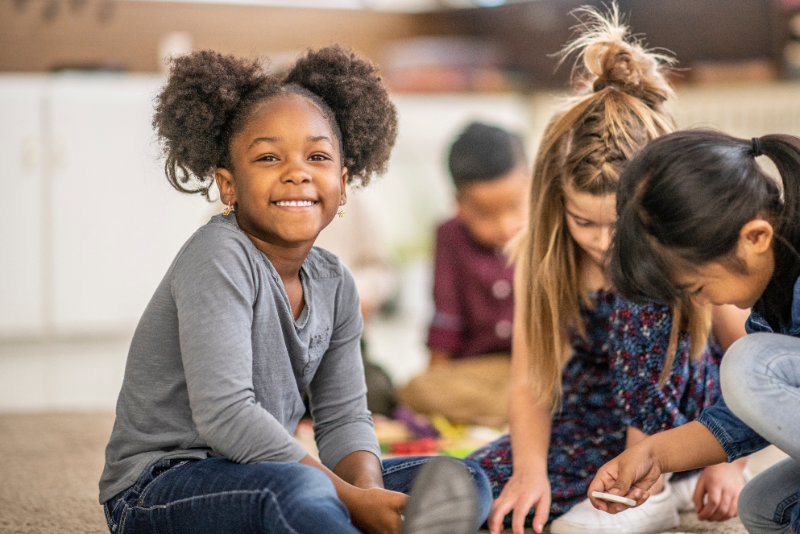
top-left (0, 412), bottom-right (759, 534)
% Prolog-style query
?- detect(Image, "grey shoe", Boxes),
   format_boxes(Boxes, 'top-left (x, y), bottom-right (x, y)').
top-left (402, 457), bottom-right (478, 534)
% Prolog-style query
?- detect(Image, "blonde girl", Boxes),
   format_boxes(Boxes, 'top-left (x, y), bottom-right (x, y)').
top-left (466, 7), bottom-right (749, 534)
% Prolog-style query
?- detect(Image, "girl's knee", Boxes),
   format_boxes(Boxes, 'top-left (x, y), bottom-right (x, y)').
top-left (267, 464), bottom-right (347, 517)
top-left (737, 477), bottom-right (762, 527)
top-left (284, 463), bottom-right (337, 497)
top-left (721, 335), bottom-right (764, 383)
top-left (737, 472), bottom-right (795, 534)
top-left (720, 337), bottom-right (759, 421)
top-left (721, 333), bottom-right (800, 413)
top-left (720, 333), bottom-right (779, 403)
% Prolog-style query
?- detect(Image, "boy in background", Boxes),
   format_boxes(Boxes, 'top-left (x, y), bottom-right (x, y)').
top-left (398, 121), bottom-right (529, 427)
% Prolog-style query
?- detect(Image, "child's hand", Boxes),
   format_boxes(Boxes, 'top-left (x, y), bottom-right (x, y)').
top-left (487, 470), bottom-right (550, 534)
top-left (346, 486), bottom-right (407, 534)
top-left (587, 445), bottom-right (661, 513)
top-left (693, 461), bottom-right (746, 521)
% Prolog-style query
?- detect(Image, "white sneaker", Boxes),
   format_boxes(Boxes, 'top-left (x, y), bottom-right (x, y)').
top-left (549, 484), bottom-right (679, 534)
top-left (669, 473), bottom-right (700, 512)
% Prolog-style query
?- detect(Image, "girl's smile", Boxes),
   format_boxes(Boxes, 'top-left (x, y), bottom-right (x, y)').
top-left (673, 219), bottom-right (776, 309)
top-left (273, 199), bottom-right (318, 208)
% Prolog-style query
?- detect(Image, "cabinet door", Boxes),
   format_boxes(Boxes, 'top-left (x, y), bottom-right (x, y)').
top-left (0, 76), bottom-right (46, 338)
top-left (49, 75), bottom-right (214, 335)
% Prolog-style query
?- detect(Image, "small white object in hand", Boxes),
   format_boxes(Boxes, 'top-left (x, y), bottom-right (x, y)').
top-left (591, 491), bottom-right (636, 507)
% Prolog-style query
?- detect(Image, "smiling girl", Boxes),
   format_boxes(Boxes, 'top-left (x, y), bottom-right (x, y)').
top-left (98, 47), bottom-right (490, 534)
top-left (588, 130), bottom-right (800, 534)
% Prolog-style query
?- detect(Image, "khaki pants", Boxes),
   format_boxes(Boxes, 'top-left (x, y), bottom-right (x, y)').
top-left (397, 353), bottom-right (511, 428)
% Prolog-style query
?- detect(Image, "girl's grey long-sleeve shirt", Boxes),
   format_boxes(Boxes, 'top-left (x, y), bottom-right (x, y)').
top-left (99, 213), bottom-right (380, 504)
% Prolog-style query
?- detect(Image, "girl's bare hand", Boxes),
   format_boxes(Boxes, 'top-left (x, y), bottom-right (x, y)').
top-left (587, 445), bottom-right (661, 513)
top-left (693, 462), bottom-right (745, 521)
top-left (346, 487), bottom-right (407, 534)
top-left (487, 471), bottom-right (550, 534)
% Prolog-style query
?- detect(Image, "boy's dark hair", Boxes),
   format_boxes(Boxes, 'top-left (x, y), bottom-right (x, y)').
top-left (153, 45), bottom-right (398, 199)
top-left (611, 129), bottom-right (800, 329)
top-left (447, 121), bottom-right (525, 189)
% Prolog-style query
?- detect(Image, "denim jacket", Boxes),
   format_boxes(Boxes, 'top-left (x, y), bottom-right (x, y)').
top-left (696, 276), bottom-right (800, 461)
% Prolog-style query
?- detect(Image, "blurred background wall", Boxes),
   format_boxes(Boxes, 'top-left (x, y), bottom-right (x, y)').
top-left (2, 0), bottom-right (800, 411)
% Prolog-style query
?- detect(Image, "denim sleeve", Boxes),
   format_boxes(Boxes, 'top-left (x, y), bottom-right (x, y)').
top-left (793, 488), bottom-right (800, 534)
top-left (696, 396), bottom-right (770, 461)
top-left (610, 299), bottom-right (693, 434)
top-left (308, 265), bottom-right (381, 470)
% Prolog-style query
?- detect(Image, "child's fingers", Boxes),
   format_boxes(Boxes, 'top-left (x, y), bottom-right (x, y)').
top-left (511, 505), bottom-right (527, 534)
top-left (723, 492), bottom-right (738, 520)
top-left (697, 486), bottom-right (722, 520)
top-left (707, 492), bottom-right (737, 521)
top-left (693, 479), bottom-right (706, 513)
top-left (531, 494), bottom-right (550, 533)
top-left (487, 499), bottom-right (513, 534)
top-left (587, 462), bottom-right (622, 502)
top-left (510, 493), bottom-right (540, 534)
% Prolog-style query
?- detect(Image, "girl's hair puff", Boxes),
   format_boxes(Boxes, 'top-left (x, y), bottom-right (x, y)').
top-left (611, 130), bottom-right (800, 330)
top-left (510, 4), bottom-right (695, 410)
top-left (153, 45), bottom-right (397, 199)
top-left (285, 45), bottom-right (398, 187)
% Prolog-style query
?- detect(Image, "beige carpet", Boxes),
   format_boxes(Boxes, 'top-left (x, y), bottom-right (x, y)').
top-left (1, 412), bottom-right (780, 534)
top-left (0, 412), bottom-right (113, 534)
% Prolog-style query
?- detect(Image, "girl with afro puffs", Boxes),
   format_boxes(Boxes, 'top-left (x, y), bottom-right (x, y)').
top-left (98, 46), bottom-right (491, 534)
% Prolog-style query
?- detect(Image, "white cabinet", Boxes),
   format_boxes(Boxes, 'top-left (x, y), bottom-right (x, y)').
top-left (0, 77), bottom-right (46, 338)
top-left (0, 74), bottom-right (214, 339)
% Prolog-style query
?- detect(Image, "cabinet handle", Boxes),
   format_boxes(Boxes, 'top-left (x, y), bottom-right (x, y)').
top-left (21, 137), bottom-right (41, 176)
top-left (51, 138), bottom-right (69, 173)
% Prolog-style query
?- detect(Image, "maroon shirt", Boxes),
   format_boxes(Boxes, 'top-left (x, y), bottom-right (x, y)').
top-left (427, 218), bottom-right (515, 359)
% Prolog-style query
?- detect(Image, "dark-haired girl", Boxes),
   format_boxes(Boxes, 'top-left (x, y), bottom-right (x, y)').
top-left (98, 46), bottom-right (491, 534)
top-left (588, 130), bottom-right (800, 534)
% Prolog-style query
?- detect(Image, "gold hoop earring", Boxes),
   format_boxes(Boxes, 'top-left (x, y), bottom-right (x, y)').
top-left (222, 201), bottom-right (234, 216)
top-left (337, 205), bottom-right (345, 218)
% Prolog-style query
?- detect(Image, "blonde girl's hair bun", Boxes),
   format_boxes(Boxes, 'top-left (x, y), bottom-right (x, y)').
top-left (559, 3), bottom-right (675, 109)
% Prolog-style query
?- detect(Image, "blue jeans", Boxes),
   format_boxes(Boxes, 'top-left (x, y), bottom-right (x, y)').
top-left (103, 456), bottom-right (492, 534)
top-left (721, 334), bottom-right (800, 534)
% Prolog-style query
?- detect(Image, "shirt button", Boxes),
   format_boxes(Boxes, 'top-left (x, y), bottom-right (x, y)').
top-left (492, 279), bottom-right (512, 299)
top-left (495, 319), bottom-right (512, 339)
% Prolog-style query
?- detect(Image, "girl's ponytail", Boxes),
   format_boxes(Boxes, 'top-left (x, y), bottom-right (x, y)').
top-left (755, 134), bottom-right (800, 324)
top-left (760, 134), bottom-right (800, 245)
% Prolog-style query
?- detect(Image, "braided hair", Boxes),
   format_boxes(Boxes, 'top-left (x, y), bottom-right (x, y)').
top-left (153, 45), bottom-right (397, 200)
top-left (510, 5), bottom-right (688, 409)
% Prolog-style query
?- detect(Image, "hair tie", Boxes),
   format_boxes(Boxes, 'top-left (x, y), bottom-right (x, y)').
top-left (751, 137), bottom-right (763, 157)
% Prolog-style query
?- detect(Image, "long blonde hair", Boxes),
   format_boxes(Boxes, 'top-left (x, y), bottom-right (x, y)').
top-left (511, 5), bottom-right (710, 410)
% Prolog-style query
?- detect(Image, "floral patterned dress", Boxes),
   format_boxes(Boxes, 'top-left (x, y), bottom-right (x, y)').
top-left (466, 290), bottom-right (722, 525)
